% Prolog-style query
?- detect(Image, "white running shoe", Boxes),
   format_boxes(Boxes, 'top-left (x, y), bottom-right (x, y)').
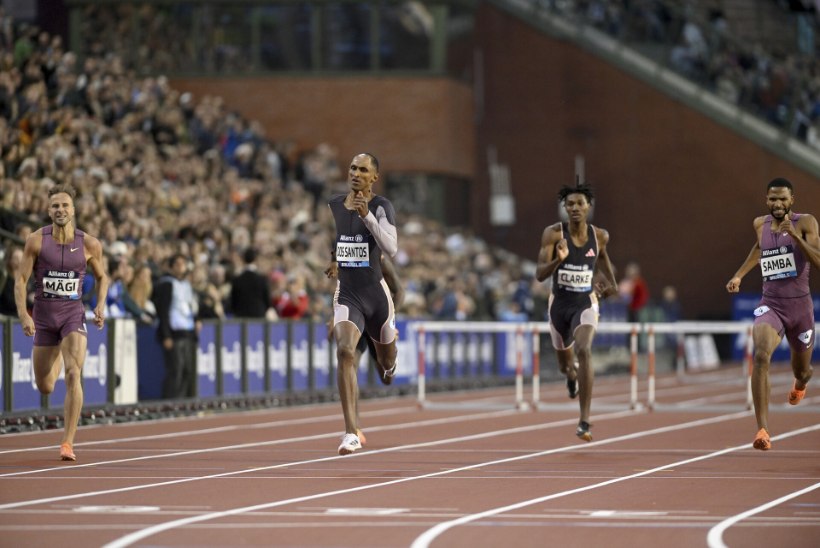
top-left (338, 433), bottom-right (362, 455)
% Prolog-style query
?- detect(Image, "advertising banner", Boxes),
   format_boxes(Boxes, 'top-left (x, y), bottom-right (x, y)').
top-left (220, 322), bottom-right (242, 396)
top-left (197, 322), bottom-right (217, 398)
top-left (268, 323), bottom-right (288, 392)
top-left (245, 322), bottom-right (266, 394)
top-left (11, 323), bottom-right (39, 411)
top-left (291, 322), bottom-right (309, 391)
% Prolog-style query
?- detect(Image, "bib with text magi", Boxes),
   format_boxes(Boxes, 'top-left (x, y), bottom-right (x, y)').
top-left (43, 270), bottom-right (81, 299)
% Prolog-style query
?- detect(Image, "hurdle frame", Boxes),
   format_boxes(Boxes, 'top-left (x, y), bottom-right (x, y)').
top-left (411, 320), bottom-right (817, 412)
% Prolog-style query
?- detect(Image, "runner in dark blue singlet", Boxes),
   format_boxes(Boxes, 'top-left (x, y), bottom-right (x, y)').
top-left (15, 183), bottom-right (109, 461)
top-left (535, 182), bottom-right (618, 442)
top-left (727, 178), bottom-right (820, 450)
top-left (327, 153), bottom-right (399, 455)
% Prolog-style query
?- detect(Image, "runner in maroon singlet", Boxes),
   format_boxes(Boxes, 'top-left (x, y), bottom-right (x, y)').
top-left (535, 182), bottom-right (618, 442)
top-left (727, 178), bottom-right (820, 451)
top-left (14, 183), bottom-right (109, 461)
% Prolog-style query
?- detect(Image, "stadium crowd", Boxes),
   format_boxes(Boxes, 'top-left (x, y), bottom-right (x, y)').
top-left (0, 11), bottom-right (543, 325)
top-left (552, 0), bottom-right (820, 148)
top-left (2, 2), bottom-right (814, 327)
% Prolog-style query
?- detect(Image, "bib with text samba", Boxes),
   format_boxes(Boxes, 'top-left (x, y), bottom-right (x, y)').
top-left (760, 245), bottom-right (797, 281)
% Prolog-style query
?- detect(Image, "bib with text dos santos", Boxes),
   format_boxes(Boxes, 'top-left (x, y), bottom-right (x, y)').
top-left (759, 214), bottom-right (810, 299)
top-left (34, 225), bottom-right (86, 301)
top-left (551, 222), bottom-right (598, 302)
top-left (329, 194), bottom-right (396, 287)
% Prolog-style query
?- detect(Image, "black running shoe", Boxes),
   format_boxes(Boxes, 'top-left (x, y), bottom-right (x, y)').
top-left (576, 421), bottom-right (592, 442)
top-left (566, 377), bottom-right (578, 399)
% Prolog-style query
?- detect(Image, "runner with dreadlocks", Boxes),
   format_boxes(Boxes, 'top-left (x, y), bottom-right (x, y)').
top-left (535, 181), bottom-right (618, 442)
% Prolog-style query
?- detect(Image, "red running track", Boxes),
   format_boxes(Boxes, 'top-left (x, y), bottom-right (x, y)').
top-left (0, 364), bottom-right (818, 548)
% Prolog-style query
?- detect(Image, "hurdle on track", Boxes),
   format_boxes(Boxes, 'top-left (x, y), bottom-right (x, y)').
top-left (411, 320), bottom-right (781, 412)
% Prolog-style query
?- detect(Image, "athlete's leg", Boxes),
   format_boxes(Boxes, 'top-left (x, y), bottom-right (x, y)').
top-left (59, 332), bottom-right (87, 447)
top-left (556, 348), bottom-right (576, 380)
top-left (32, 345), bottom-right (64, 395)
top-left (373, 336), bottom-right (397, 382)
top-left (751, 323), bottom-right (781, 433)
top-left (334, 321), bottom-right (362, 435)
top-left (574, 325), bottom-right (596, 424)
top-left (791, 347), bottom-right (813, 388)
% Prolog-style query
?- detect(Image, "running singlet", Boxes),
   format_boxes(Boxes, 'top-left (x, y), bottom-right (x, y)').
top-left (34, 225), bottom-right (86, 301)
top-left (328, 194), bottom-right (397, 287)
top-left (759, 214), bottom-right (810, 299)
top-left (551, 223), bottom-right (598, 302)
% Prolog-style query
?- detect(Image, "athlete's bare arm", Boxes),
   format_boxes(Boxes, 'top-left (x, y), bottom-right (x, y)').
top-left (535, 223), bottom-right (567, 282)
top-left (784, 213), bottom-right (820, 271)
top-left (14, 230), bottom-right (42, 336)
top-left (726, 216), bottom-right (765, 293)
top-left (380, 254), bottom-right (404, 307)
top-left (85, 235), bottom-right (109, 329)
top-left (593, 227), bottom-right (618, 299)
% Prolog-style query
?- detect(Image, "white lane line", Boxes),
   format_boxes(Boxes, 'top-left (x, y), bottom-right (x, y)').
top-left (0, 405), bottom-right (418, 455)
top-left (100, 411), bottom-right (746, 548)
top-left (706, 480), bottom-right (820, 548)
top-left (0, 409), bottom-right (610, 504)
top-left (410, 422), bottom-right (820, 548)
top-left (0, 408), bottom-right (522, 478)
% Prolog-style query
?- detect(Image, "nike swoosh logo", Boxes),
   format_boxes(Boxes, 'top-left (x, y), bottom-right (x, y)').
top-left (70, 247), bottom-right (79, 252)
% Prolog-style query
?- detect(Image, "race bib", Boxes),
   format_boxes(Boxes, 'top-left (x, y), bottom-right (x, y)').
top-left (556, 268), bottom-right (593, 292)
top-left (760, 246), bottom-right (797, 281)
top-left (43, 270), bottom-right (81, 299)
top-left (336, 242), bottom-right (370, 268)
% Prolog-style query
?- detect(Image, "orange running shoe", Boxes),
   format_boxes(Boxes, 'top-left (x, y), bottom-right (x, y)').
top-left (788, 381), bottom-right (806, 405)
top-left (752, 428), bottom-right (771, 451)
top-left (60, 443), bottom-right (76, 461)
top-left (356, 429), bottom-right (367, 446)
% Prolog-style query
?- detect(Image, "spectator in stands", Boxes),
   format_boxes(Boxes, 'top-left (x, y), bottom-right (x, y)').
top-left (0, 244), bottom-right (23, 316)
top-left (128, 262), bottom-right (155, 317)
top-left (619, 261), bottom-right (650, 322)
top-left (229, 247), bottom-right (271, 318)
top-left (273, 273), bottom-right (309, 319)
top-left (152, 254), bottom-right (199, 399)
top-left (192, 264), bottom-right (224, 320)
top-left (659, 284), bottom-right (681, 323)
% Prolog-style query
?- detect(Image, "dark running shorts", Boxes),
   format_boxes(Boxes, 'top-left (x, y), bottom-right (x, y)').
top-left (334, 279), bottom-right (397, 344)
top-left (548, 293), bottom-right (599, 350)
top-left (32, 299), bottom-right (88, 346)
top-left (753, 294), bottom-right (816, 352)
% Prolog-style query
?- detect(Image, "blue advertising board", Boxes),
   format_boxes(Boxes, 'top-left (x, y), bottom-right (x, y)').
top-left (245, 322), bottom-right (266, 394)
top-left (451, 333), bottom-right (466, 378)
top-left (81, 322), bottom-right (109, 407)
top-left (197, 323), bottom-right (217, 398)
top-left (311, 323), bottom-right (330, 390)
top-left (497, 329), bottom-right (533, 377)
top-left (291, 322), bottom-right (309, 391)
top-left (220, 322), bottom-right (242, 396)
top-left (732, 294), bottom-right (820, 360)
top-left (268, 323), bottom-right (288, 392)
top-left (392, 319), bottom-right (413, 386)
top-left (11, 323), bottom-right (39, 411)
top-left (466, 332), bottom-right (480, 377)
top-left (136, 324), bottom-right (164, 400)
